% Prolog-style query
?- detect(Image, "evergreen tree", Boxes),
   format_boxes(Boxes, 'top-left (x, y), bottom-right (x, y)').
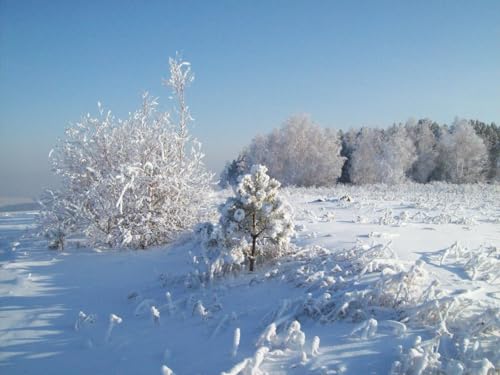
top-left (219, 165), bottom-right (294, 271)
top-left (219, 154), bottom-right (249, 188)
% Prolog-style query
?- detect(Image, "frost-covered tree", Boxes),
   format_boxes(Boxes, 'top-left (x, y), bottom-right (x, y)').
top-left (381, 124), bottom-right (417, 183)
top-left (348, 128), bottom-right (384, 184)
top-left (349, 128), bottom-right (377, 184)
top-left (406, 119), bottom-right (439, 183)
top-left (219, 165), bottom-right (293, 271)
top-left (242, 115), bottom-right (345, 187)
top-left (40, 56), bottom-right (213, 249)
top-left (438, 119), bottom-right (488, 183)
top-left (471, 120), bottom-right (500, 181)
top-left (349, 126), bottom-right (416, 184)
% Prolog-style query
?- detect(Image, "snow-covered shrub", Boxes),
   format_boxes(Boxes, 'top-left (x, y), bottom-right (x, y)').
top-left (37, 189), bottom-right (79, 250)
top-left (463, 247), bottom-right (500, 283)
top-left (219, 165), bottom-right (294, 271)
top-left (390, 336), bottom-right (442, 375)
top-left (438, 243), bottom-right (500, 284)
top-left (192, 221), bottom-right (247, 280)
top-left (283, 320), bottom-right (306, 350)
top-left (40, 56), bottom-right (213, 249)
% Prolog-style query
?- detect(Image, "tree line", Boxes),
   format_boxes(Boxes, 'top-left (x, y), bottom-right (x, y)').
top-left (220, 116), bottom-right (499, 187)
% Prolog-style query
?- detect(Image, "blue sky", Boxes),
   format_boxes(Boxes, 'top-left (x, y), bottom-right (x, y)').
top-left (1, 0), bottom-right (499, 197)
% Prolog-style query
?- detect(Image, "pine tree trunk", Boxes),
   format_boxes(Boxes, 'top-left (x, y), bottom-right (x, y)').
top-left (249, 212), bottom-right (257, 272)
top-left (249, 235), bottom-right (256, 272)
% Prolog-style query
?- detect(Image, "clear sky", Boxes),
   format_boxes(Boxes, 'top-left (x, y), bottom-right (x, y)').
top-left (1, 0), bottom-right (499, 198)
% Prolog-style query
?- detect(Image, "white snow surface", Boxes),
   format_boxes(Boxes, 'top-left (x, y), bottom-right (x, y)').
top-left (1, 183), bottom-right (499, 374)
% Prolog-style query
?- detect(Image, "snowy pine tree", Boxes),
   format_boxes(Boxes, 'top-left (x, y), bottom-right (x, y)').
top-left (219, 165), bottom-right (294, 271)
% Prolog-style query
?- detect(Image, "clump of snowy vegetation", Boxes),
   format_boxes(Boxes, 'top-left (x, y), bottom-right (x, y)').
top-left (438, 242), bottom-right (500, 284)
top-left (221, 320), bottom-right (314, 375)
top-left (38, 56), bottom-right (213, 249)
top-left (256, 237), bottom-right (499, 373)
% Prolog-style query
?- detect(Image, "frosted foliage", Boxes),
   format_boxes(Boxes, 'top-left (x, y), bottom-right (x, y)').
top-left (37, 189), bottom-right (79, 250)
top-left (348, 128), bottom-right (382, 185)
top-left (220, 165), bottom-right (294, 270)
top-left (41, 57), bottom-right (213, 249)
top-left (165, 56), bottom-right (194, 161)
top-left (349, 126), bottom-right (416, 185)
top-left (382, 125), bottom-right (417, 184)
top-left (244, 115), bottom-right (345, 187)
top-left (406, 119), bottom-right (439, 183)
top-left (439, 119), bottom-right (488, 183)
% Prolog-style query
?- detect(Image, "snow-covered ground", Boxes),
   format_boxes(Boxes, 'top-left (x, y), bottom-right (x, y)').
top-left (1, 183), bottom-right (499, 374)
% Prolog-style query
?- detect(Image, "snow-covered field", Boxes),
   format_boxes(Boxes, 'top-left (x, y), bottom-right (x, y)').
top-left (1, 183), bottom-right (499, 375)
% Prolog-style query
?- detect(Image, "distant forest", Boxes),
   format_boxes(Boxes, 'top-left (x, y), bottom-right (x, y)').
top-left (221, 117), bottom-right (499, 187)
